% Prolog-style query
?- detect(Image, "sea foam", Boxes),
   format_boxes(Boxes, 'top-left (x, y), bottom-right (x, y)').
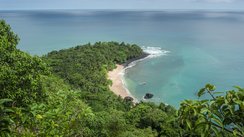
top-left (123, 46), bottom-right (170, 70)
top-left (142, 46), bottom-right (170, 58)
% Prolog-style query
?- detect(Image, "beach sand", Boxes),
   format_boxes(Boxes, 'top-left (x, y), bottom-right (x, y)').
top-left (108, 64), bottom-right (132, 99)
top-left (108, 53), bottom-right (149, 101)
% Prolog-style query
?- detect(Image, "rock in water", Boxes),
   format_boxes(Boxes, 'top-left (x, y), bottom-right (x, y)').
top-left (124, 96), bottom-right (134, 102)
top-left (144, 93), bottom-right (154, 99)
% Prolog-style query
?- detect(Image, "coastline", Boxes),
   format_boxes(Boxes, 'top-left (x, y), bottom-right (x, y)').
top-left (108, 52), bottom-right (149, 102)
top-left (123, 52), bottom-right (150, 67)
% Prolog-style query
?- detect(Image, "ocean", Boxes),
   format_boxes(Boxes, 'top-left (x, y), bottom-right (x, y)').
top-left (1, 10), bottom-right (244, 107)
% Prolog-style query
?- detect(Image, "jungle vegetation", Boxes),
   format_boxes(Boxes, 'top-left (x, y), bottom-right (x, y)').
top-left (0, 20), bottom-right (243, 137)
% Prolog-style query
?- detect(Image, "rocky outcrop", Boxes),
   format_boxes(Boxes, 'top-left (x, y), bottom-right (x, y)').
top-left (144, 93), bottom-right (154, 99)
top-left (124, 96), bottom-right (134, 102)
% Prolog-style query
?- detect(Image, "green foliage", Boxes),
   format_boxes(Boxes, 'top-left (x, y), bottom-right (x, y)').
top-left (118, 127), bottom-right (156, 137)
top-left (0, 99), bottom-right (14, 136)
top-left (43, 41), bottom-right (143, 90)
top-left (86, 109), bottom-right (127, 136)
top-left (2, 19), bottom-right (243, 137)
top-left (7, 74), bottom-right (94, 136)
top-left (0, 20), bottom-right (19, 48)
top-left (0, 20), bottom-right (49, 107)
top-left (24, 90), bottom-right (93, 136)
top-left (126, 102), bottom-right (182, 137)
top-left (43, 41), bottom-right (143, 112)
top-left (40, 41), bottom-right (170, 136)
top-left (178, 84), bottom-right (244, 137)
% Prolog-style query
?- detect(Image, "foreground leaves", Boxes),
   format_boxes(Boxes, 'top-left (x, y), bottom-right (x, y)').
top-left (178, 84), bottom-right (244, 137)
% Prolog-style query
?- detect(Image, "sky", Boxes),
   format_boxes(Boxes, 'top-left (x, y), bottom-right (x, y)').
top-left (0, 0), bottom-right (244, 10)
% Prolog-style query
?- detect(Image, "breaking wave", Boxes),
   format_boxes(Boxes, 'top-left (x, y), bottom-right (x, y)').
top-left (124, 46), bottom-right (170, 70)
top-left (142, 46), bottom-right (170, 58)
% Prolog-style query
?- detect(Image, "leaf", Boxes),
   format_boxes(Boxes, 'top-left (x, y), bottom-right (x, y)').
top-left (0, 99), bottom-right (12, 105)
top-left (2, 109), bottom-right (14, 113)
top-left (195, 121), bottom-right (208, 130)
top-left (200, 108), bottom-right (209, 114)
top-left (211, 117), bottom-right (223, 128)
top-left (186, 119), bottom-right (192, 130)
top-left (233, 86), bottom-right (244, 92)
top-left (198, 88), bottom-right (206, 97)
top-left (201, 132), bottom-right (206, 137)
top-left (213, 91), bottom-right (224, 95)
top-left (205, 84), bottom-right (216, 91)
top-left (36, 114), bottom-right (43, 119)
top-left (212, 126), bottom-right (220, 136)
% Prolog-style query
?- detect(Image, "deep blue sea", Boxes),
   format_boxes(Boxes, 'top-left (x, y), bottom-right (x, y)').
top-left (1, 10), bottom-right (244, 107)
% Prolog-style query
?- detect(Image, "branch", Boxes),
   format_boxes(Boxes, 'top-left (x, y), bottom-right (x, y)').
top-left (206, 89), bottom-right (216, 100)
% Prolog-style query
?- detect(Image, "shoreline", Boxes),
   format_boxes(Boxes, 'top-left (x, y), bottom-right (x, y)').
top-left (108, 52), bottom-right (149, 102)
top-left (123, 52), bottom-right (150, 67)
top-left (108, 64), bottom-right (133, 99)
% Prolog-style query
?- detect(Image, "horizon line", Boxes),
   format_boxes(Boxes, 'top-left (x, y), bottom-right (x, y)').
top-left (1, 8), bottom-right (244, 12)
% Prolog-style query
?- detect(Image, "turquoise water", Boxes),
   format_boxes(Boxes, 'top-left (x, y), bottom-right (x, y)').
top-left (1, 10), bottom-right (244, 107)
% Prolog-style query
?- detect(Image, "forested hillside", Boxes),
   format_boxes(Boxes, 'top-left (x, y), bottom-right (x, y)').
top-left (1, 20), bottom-right (243, 137)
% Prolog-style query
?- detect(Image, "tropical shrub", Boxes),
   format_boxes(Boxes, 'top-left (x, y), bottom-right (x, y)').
top-left (178, 84), bottom-right (244, 137)
top-left (0, 20), bottom-right (49, 107)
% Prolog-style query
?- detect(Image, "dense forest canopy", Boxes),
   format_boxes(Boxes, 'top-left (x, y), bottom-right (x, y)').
top-left (43, 41), bottom-right (143, 91)
top-left (0, 19), bottom-right (243, 136)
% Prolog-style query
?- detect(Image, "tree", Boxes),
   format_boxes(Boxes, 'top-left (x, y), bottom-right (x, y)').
top-left (126, 102), bottom-right (182, 137)
top-left (0, 99), bottom-right (14, 136)
top-left (178, 84), bottom-right (244, 137)
top-left (0, 20), bottom-right (49, 107)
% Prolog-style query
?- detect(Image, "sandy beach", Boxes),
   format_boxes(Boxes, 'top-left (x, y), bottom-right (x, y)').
top-left (108, 64), bottom-right (132, 99)
top-left (108, 53), bottom-right (149, 101)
